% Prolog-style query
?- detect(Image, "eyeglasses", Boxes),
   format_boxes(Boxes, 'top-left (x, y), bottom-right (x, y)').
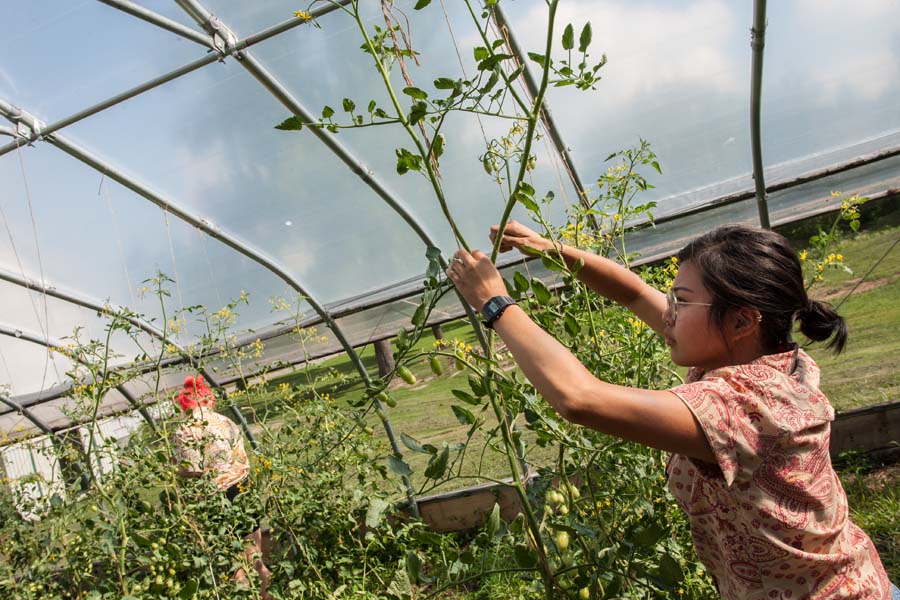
top-left (665, 289), bottom-right (712, 324)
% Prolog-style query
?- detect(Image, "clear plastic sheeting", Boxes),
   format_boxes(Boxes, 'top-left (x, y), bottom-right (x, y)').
top-left (0, 1), bottom-right (205, 120)
top-left (1, 0), bottom-right (899, 430)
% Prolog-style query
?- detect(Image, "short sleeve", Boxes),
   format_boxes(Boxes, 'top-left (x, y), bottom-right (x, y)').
top-left (669, 375), bottom-right (773, 487)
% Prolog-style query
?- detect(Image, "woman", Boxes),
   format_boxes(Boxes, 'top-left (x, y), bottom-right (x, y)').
top-left (446, 221), bottom-right (896, 599)
top-left (173, 375), bottom-right (270, 599)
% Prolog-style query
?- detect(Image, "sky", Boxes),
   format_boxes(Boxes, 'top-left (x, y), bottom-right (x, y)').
top-left (1, 0), bottom-right (898, 397)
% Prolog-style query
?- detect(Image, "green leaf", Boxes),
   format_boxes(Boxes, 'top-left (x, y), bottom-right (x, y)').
top-left (411, 302), bottom-right (427, 326)
top-left (367, 100), bottom-right (377, 113)
top-left (467, 374), bottom-right (486, 397)
top-left (513, 271), bottom-right (530, 292)
top-left (406, 550), bottom-right (423, 583)
top-left (658, 552), bottom-right (683, 586)
top-left (179, 579), bottom-right (199, 599)
top-left (395, 147), bottom-right (423, 175)
top-left (274, 115), bottom-right (304, 131)
top-left (633, 523), bottom-right (666, 547)
top-left (578, 22), bottom-right (593, 53)
top-left (562, 24), bottom-right (575, 50)
top-left (473, 46), bottom-right (489, 61)
top-left (513, 544), bottom-right (537, 568)
top-left (321, 105), bottom-right (334, 119)
top-left (527, 52), bottom-right (546, 67)
top-left (514, 190), bottom-right (539, 212)
top-left (387, 455), bottom-right (412, 477)
top-left (651, 160), bottom-right (662, 174)
top-left (431, 133), bottom-right (445, 159)
top-left (402, 86), bottom-right (428, 100)
top-left (434, 77), bottom-right (457, 89)
top-left (451, 389), bottom-right (480, 405)
top-left (342, 98), bottom-right (355, 113)
top-left (401, 432), bottom-right (432, 454)
top-left (408, 101), bottom-right (428, 125)
top-left (451, 404), bottom-right (476, 425)
top-left (424, 444), bottom-right (450, 479)
top-left (564, 313), bottom-right (580, 337)
top-left (532, 279), bottom-right (551, 304)
top-left (486, 502), bottom-right (501, 537)
top-left (413, 0), bottom-right (432, 8)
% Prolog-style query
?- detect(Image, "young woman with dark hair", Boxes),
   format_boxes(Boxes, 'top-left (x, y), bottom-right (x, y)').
top-left (446, 221), bottom-right (896, 599)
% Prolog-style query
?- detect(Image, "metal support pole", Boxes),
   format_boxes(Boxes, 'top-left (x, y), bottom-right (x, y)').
top-left (750, 0), bottom-right (770, 228)
top-left (491, 3), bottom-right (597, 229)
top-left (96, 0), bottom-right (215, 49)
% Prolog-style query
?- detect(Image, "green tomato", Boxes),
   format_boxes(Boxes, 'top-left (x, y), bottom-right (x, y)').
top-left (397, 366), bottom-right (417, 385)
top-left (429, 356), bottom-right (443, 376)
top-left (579, 587), bottom-right (591, 600)
top-left (556, 531), bottom-right (570, 552)
top-left (377, 391), bottom-right (397, 408)
top-left (567, 484), bottom-right (581, 499)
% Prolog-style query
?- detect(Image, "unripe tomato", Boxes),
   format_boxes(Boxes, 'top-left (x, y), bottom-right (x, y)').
top-left (556, 531), bottom-right (570, 551)
top-left (567, 484), bottom-right (581, 499)
top-left (558, 504), bottom-right (569, 516)
top-left (397, 366), bottom-right (417, 385)
top-left (430, 356), bottom-right (443, 376)
top-left (579, 587), bottom-right (590, 599)
top-left (377, 391), bottom-right (397, 408)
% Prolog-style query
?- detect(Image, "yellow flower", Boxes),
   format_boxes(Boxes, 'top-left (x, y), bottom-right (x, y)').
top-left (293, 10), bottom-right (312, 20)
top-left (836, 254), bottom-right (843, 261)
top-left (831, 191), bottom-right (842, 198)
top-left (798, 250), bottom-right (808, 262)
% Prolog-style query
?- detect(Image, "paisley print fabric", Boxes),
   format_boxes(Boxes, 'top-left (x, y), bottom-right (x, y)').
top-left (666, 348), bottom-right (890, 599)
top-left (174, 407), bottom-right (250, 490)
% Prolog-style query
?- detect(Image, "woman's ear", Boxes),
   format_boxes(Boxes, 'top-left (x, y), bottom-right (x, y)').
top-left (730, 307), bottom-right (762, 341)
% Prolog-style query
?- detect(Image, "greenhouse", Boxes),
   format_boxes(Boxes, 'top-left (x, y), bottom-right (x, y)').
top-left (1, 0), bottom-right (898, 598)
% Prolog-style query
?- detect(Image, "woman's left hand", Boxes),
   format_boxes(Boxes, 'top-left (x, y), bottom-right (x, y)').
top-left (445, 249), bottom-right (508, 310)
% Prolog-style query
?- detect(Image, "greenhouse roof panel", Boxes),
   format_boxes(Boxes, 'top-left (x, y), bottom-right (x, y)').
top-left (0, 1), bottom-right (206, 120)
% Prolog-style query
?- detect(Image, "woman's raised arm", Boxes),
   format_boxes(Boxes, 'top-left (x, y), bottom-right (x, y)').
top-left (490, 221), bottom-right (668, 335)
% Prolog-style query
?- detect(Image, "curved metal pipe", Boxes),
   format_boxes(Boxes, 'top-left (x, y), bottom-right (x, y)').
top-left (0, 323), bottom-right (157, 433)
top-left (750, 0), bottom-right (770, 228)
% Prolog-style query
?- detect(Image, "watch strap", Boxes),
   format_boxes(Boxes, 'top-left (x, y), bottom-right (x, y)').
top-left (480, 296), bottom-right (517, 329)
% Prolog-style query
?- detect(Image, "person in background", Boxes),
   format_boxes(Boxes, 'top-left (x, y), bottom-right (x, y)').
top-left (446, 221), bottom-right (896, 599)
top-left (173, 375), bottom-right (270, 599)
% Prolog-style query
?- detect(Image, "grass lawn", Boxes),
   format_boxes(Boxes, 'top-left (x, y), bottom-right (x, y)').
top-left (805, 226), bottom-right (900, 410)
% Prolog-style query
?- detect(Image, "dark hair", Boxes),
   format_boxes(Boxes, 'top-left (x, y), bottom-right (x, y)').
top-left (676, 225), bottom-right (847, 353)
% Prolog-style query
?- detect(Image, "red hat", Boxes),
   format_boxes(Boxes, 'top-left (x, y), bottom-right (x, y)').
top-left (175, 375), bottom-right (215, 411)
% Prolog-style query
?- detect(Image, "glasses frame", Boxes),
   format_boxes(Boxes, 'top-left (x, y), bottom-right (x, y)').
top-left (665, 289), bottom-right (713, 323)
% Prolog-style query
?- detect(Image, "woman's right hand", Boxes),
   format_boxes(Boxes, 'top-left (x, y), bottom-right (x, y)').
top-left (489, 220), bottom-right (557, 255)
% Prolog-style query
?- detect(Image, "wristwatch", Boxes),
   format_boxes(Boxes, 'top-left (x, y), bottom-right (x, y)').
top-left (480, 296), bottom-right (517, 329)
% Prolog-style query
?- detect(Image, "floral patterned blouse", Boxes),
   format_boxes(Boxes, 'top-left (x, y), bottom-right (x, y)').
top-left (174, 407), bottom-right (250, 491)
top-left (666, 347), bottom-right (890, 599)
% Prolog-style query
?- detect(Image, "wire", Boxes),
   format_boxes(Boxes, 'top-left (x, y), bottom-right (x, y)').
top-left (99, 172), bottom-right (138, 309)
top-left (834, 232), bottom-right (900, 311)
top-left (162, 209), bottom-right (187, 343)
top-left (9, 140), bottom-right (62, 387)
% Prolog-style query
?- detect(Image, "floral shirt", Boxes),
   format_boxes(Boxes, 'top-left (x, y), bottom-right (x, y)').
top-left (666, 348), bottom-right (890, 599)
top-left (174, 407), bottom-right (250, 491)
